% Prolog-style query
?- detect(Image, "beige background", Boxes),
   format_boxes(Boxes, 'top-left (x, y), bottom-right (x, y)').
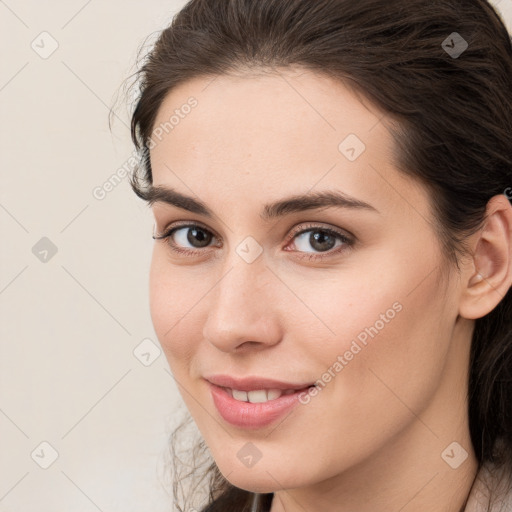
top-left (1, 1), bottom-right (511, 511)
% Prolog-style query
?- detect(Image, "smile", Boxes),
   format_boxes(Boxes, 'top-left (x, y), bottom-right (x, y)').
top-left (206, 380), bottom-right (315, 429)
top-left (226, 388), bottom-right (298, 403)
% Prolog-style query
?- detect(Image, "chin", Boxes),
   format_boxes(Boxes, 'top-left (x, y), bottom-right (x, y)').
top-left (222, 474), bottom-right (282, 494)
top-left (216, 461), bottom-right (304, 493)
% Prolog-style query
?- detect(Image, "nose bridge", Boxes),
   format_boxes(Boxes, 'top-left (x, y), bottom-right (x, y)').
top-left (210, 255), bottom-right (267, 324)
top-left (202, 254), bottom-right (281, 351)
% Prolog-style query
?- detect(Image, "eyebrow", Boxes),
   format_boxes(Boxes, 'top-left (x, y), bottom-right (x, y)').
top-left (144, 185), bottom-right (378, 220)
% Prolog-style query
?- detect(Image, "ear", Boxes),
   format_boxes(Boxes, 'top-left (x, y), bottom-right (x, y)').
top-left (459, 194), bottom-right (512, 320)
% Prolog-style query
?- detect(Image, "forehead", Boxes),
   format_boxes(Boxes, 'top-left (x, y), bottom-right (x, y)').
top-left (148, 68), bottom-right (428, 221)
top-left (151, 67), bottom-right (388, 160)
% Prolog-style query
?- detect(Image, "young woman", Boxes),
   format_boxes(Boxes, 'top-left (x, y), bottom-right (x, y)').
top-left (128, 0), bottom-right (512, 510)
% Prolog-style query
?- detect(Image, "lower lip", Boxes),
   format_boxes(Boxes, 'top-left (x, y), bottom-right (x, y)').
top-left (208, 381), bottom-right (309, 429)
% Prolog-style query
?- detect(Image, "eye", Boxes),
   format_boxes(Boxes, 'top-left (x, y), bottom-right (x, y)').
top-left (153, 222), bottom-right (220, 255)
top-left (285, 223), bottom-right (353, 260)
top-left (153, 222), bottom-right (354, 260)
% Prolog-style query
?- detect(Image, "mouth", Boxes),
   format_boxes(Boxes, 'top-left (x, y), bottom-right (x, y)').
top-left (206, 378), bottom-right (316, 429)
top-left (204, 374), bottom-right (316, 393)
top-left (224, 386), bottom-right (309, 403)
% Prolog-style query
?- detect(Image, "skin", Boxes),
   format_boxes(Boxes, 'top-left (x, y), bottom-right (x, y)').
top-left (147, 68), bottom-right (512, 512)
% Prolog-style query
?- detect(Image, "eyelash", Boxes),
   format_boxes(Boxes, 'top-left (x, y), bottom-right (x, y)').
top-left (152, 221), bottom-right (354, 261)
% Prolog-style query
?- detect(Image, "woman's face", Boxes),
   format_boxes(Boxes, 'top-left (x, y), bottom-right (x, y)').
top-left (148, 68), bottom-right (472, 493)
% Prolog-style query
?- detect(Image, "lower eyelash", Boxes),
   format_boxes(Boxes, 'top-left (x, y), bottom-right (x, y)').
top-left (153, 225), bottom-right (219, 256)
top-left (288, 231), bottom-right (352, 261)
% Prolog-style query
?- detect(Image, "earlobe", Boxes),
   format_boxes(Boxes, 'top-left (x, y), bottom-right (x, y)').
top-left (459, 194), bottom-right (512, 320)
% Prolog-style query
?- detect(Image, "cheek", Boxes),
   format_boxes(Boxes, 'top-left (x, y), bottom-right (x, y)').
top-left (308, 263), bottom-right (455, 433)
top-left (148, 247), bottom-right (203, 366)
top-left (294, 243), bottom-right (452, 390)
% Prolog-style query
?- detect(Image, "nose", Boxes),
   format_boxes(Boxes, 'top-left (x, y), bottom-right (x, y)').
top-left (202, 258), bottom-right (283, 353)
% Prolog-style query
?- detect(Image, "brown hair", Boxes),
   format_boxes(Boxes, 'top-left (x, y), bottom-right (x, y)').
top-left (128, 0), bottom-right (512, 510)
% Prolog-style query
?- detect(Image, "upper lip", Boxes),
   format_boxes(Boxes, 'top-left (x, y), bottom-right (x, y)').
top-left (205, 374), bottom-right (315, 391)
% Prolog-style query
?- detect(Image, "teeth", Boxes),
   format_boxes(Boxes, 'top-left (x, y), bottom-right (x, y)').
top-left (267, 389), bottom-right (283, 400)
top-left (229, 388), bottom-right (285, 403)
top-left (232, 389), bottom-right (248, 401)
top-left (247, 390), bottom-right (268, 403)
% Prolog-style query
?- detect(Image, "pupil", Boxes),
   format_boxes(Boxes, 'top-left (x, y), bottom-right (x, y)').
top-left (188, 228), bottom-right (211, 248)
top-left (311, 231), bottom-right (335, 252)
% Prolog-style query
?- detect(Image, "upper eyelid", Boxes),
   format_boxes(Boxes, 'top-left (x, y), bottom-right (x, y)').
top-left (156, 221), bottom-right (353, 244)
top-left (155, 220), bottom-right (219, 240)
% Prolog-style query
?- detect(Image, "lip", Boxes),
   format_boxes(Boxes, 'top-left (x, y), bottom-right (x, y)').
top-left (205, 374), bottom-right (314, 392)
top-left (205, 375), bottom-right (315, 429)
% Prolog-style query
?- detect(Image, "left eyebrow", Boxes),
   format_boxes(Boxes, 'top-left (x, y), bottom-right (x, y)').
top-left (260, 190), bottom-right (379, 220)
top-left (143, 185), bottom-right (379, 220)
